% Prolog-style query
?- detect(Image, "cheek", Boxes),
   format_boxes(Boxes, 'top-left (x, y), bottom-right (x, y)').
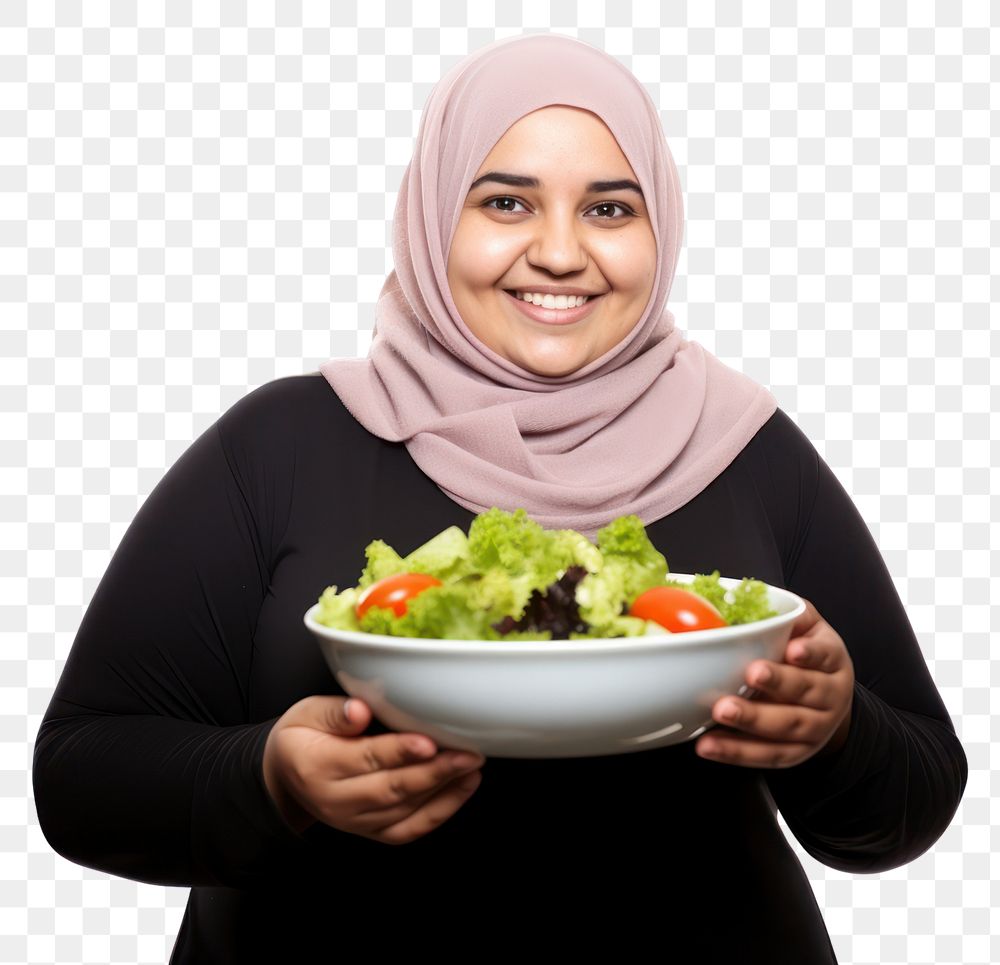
top-left (446, 250), bottom-right (486, 305)
top-left (474, 232), bottom-right (520, 264)
top-left (608, 226), bottom-right (657, 285)
top-left (452, 223), bottom-right (520, 280)
top-left (449, 249), bottom-right (500, 295)
top-left (594, 234), bottom-right (655, 287)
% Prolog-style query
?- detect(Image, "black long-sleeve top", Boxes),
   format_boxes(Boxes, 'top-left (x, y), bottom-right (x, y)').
top-left (32, 373), bottom-right (967, 964)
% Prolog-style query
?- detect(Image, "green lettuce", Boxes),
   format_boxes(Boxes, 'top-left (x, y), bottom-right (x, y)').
top-left (314, 507), bottom-right (777, 640)
top-left (659, 571), bottom-right (776, 626)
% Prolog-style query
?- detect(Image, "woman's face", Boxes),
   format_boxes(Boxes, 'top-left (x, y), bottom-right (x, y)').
top-left (446, 105), bottom-right (657, 378)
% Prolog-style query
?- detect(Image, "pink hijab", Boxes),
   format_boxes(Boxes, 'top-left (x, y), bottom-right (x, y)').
top-left (320, 32), bottom-right (777, 542)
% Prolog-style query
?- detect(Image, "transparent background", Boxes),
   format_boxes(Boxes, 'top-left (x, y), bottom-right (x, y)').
top-left (3, 4), bottom-right (994, 963)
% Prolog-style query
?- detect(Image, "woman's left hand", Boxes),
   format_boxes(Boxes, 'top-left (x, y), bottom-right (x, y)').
top-left (694, 598), bottom-right (855, 769)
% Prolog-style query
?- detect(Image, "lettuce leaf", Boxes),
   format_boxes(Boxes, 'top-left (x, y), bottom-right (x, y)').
top-left (314, 507), bottom-right (776, 640)
top-left (660, 571), bottom-right (777, 625)
top-left (315, 584), bottom-right (362, 632)
top-left (359, 584), bottom-right (492, 640)
top-left (595, 513), bottom-right (669, 598)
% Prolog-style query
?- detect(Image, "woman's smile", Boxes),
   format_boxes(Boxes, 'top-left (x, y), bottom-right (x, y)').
top-left (501, 287), bottom-right (607, 326)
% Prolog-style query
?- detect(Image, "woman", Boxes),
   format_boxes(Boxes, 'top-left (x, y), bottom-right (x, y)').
top-left (32, 33), bottom-right (966, 963)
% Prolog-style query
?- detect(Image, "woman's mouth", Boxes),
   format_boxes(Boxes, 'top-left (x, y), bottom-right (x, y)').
top-left (502, 289), bottom-right (605, 326)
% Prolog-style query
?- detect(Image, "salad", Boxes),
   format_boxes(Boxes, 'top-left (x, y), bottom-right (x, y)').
top-left (314, 507), bottom-right (777, 641)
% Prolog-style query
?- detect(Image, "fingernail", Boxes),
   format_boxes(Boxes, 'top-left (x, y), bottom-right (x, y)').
top-left (720, 702), bottom-right (739, 722)
top-left (343, 699), bottom-right (353, 720)
top-left (756, 666), bottom-right (772, 685)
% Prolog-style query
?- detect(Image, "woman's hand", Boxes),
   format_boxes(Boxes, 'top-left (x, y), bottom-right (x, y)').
top-left (694, 598), bottom-right (855, 769)
top-left (262, 695), bottom-right (485, 842)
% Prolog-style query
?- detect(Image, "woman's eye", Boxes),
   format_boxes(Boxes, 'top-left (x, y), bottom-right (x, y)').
top-left (484, 196), bottom-right (527, 214)
top-left (588, 202), bottom-right (633, 219)
top-left (483, 197), bottom-right (633, 219)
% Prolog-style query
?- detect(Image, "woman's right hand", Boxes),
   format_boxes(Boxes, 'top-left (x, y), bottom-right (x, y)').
top-left (261, 695), bottom-right (485, 843)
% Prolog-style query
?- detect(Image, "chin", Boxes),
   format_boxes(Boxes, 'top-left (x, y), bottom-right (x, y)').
top-left (502, 336), bottom-right (594, 378)
top-left (520, 358), bottom-right (587, 378)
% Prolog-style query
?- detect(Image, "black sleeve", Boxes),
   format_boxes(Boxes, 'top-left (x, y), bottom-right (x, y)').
top-left (31, 379), bottom-right (312, 889)
top-left (760, 411), bottom-right (968, 874)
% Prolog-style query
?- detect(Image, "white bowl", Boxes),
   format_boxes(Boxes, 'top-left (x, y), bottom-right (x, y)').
top-left (303, 573), bottom-right (805, 759)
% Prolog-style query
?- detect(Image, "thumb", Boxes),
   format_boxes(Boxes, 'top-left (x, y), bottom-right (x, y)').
top-left (788, 597), bottom-right (821, 640)
top-left (285, 694), bottom-right (369, 734)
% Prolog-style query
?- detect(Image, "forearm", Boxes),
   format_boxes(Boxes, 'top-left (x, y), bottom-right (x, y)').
top-left (765, 682), bottom-right (968, 874)
top-left (32, 711), bottom-right (310, 889)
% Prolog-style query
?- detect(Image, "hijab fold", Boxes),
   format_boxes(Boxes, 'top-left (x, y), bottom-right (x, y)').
top-left (321, 32), bottom-right (777, 542)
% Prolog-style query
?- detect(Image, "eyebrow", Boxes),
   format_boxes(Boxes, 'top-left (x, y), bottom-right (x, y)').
top-left (468, 171), bottom-right (644, 199)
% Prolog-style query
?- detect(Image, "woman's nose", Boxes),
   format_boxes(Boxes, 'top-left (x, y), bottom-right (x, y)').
top-left (526, 212), bottom-right (589, 274)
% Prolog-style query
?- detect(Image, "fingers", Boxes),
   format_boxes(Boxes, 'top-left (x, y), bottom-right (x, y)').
top-left (285, 696), bottom-right (440, 779)
top-left (333, 739), bottom-right (485, 813)
top-left (784, 637), bottom-right (845, 674)
top-left (267, 695), bottom-right (487, 842)
top-left (696, 728), bottom-right (816, 769)
top-left (700, 647), bottom-right (854, 765)
top-left (763, 617), bottom-right (852, 690)
top-left (741, 659), bottom-right (838, 711)
top-left (787, 598), bottom-right (839, 648)
top-left (720, 642), bottom-right (852, 722)
top-left (287, 728), bottom-right (485, 836)
top-left (325, 749), bottom-right (485, 839)
top-left (691, 606), bottom-right (856, 771)
top-left (786, 597), bottom-right (820, 639)
top-left (709, 695), bottom-right (831, 746)
top-left (281, 693), bottom-right (369, 735)
top-left (365, 770), bottom-right (484, 845)
top-left (341, 697), bottom-right (369, 727)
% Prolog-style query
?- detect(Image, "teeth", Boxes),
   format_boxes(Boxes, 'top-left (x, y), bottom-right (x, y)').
top-left (513, 291), bottom-right (590, 309)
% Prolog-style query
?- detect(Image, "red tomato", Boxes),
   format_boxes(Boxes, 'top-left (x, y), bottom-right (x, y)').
top-left (355, 572), bottom-right (443, 619)
top-left (628, 586), bottom-right (728, 633)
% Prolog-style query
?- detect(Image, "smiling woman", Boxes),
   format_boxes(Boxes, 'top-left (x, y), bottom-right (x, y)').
top-left (32, 29), bottom-right (966, 965)
top-left (319, 32), bottom-right (779, 540)
top-left (447, 106), bottom-right (657, 378)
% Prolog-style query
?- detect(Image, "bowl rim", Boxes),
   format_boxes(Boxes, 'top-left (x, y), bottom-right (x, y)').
top-left (303, 572), bottom-right (806, 654)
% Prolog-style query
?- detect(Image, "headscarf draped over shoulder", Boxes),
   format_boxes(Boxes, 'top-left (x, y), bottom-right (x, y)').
top-left (320, 32), bottom-right (777, 542)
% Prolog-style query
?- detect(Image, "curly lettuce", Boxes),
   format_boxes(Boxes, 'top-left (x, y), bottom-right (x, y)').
top-left (314, 507), bottom-right (776, 640)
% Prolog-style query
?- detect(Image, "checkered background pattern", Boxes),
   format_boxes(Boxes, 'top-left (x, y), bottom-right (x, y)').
top-left (2, 4), bottom-right (994, 963)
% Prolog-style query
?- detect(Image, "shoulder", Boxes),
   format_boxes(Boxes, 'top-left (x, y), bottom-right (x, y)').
top-left (741, 406), bottom-right (822, 495)
top-left (212, 372), bottom-right (380, 490)
top-left (749, 406), bottom-right (820, 460)
top-left (731, 406), bottom-right (824, 579)
top-left (217, 371), bottom-right (364, 446)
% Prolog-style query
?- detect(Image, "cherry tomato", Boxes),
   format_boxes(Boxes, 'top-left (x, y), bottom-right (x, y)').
top-left (628, 585), bottom-right (728, 633)
top-left (355, 572), bottom-right (443, 619)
